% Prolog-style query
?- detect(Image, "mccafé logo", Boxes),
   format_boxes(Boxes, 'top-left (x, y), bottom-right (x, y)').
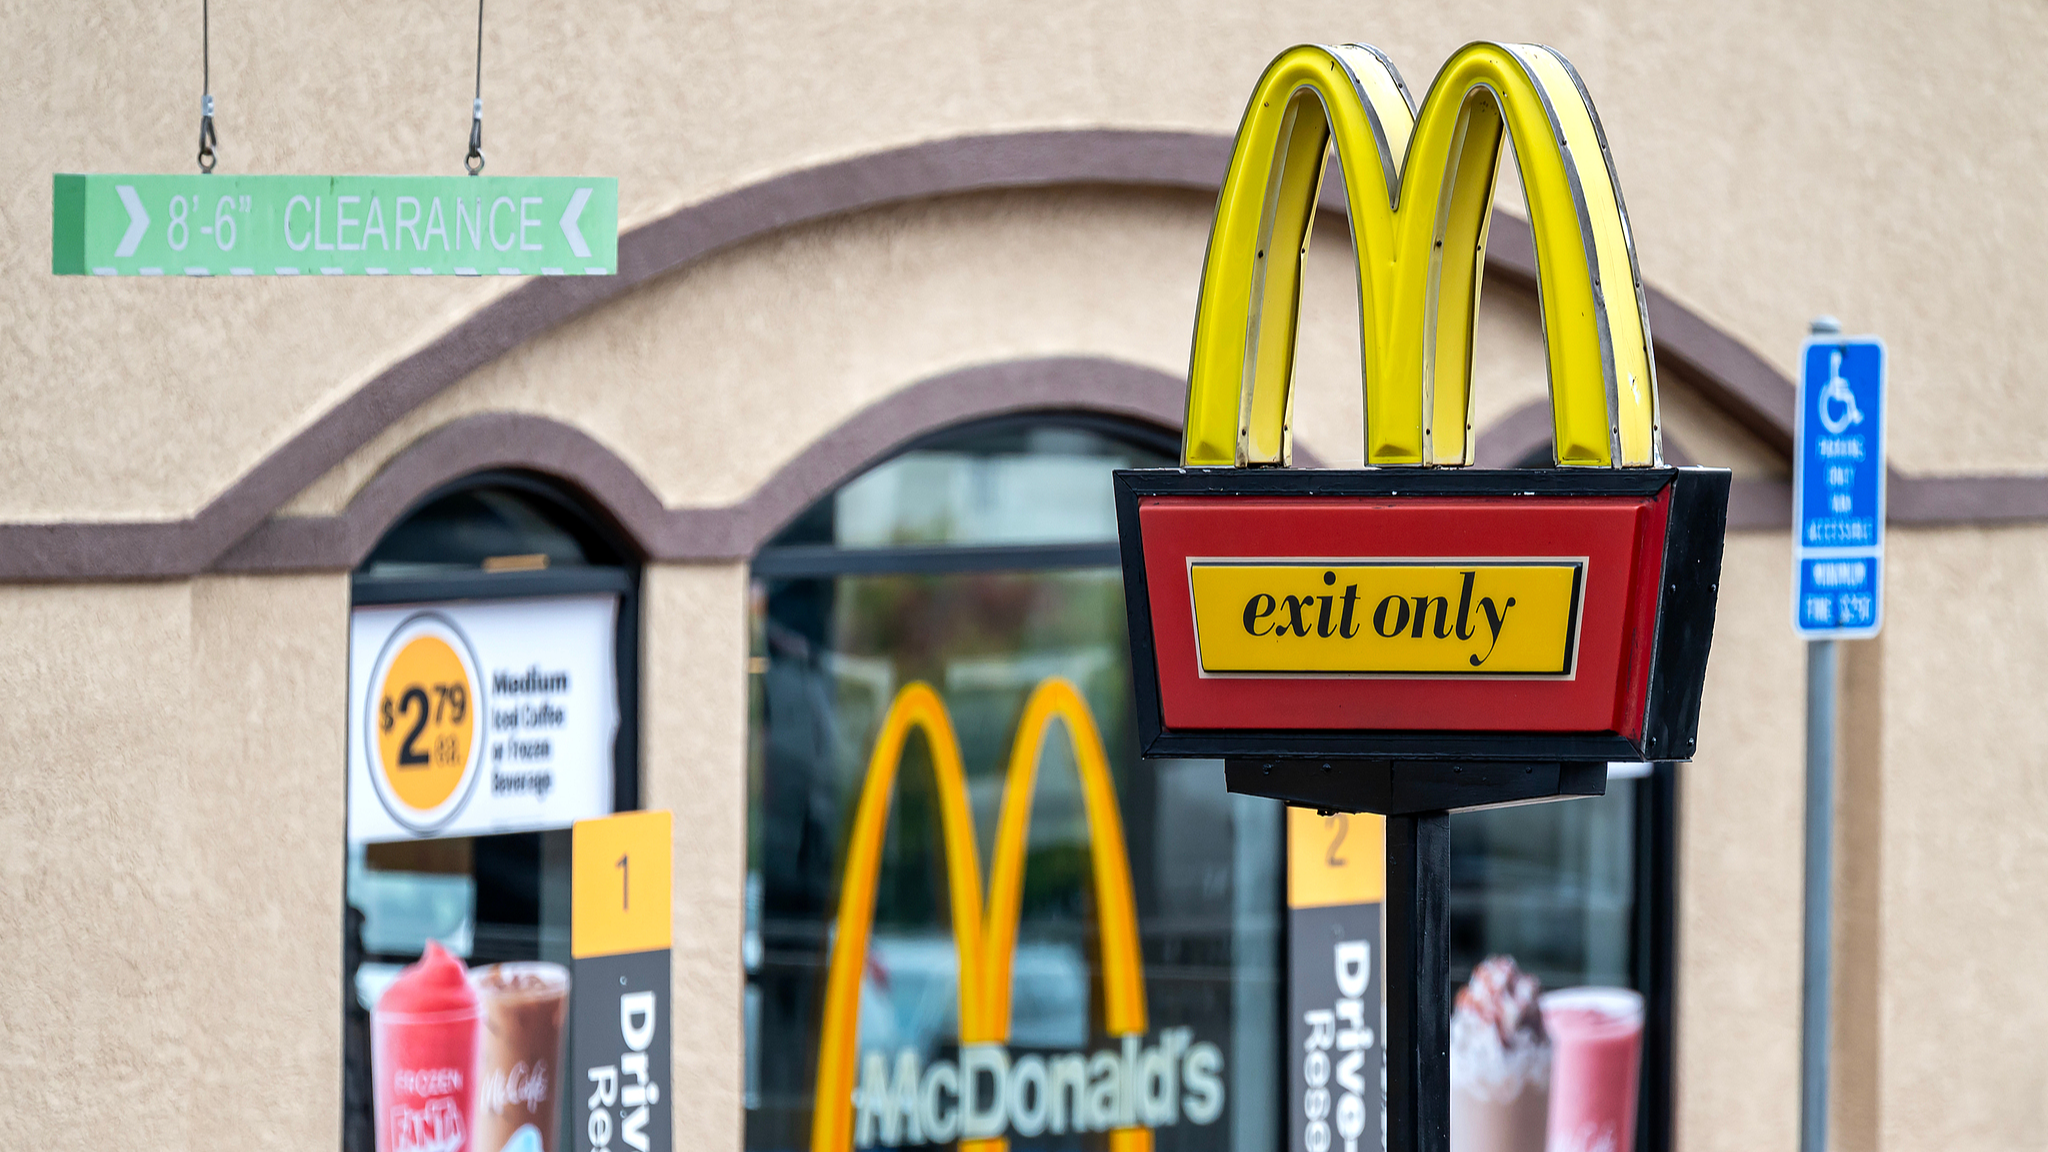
top-left (813, 679), bottom-right (1221, 1152)
top-left (1189, 561), bottom-right (1583, 675)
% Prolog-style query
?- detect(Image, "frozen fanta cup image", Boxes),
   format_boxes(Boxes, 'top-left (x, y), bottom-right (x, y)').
top-left (1540, 987), bottom-right (1644, 1152)
top-left (372, 941), bottom-right (482, 1152)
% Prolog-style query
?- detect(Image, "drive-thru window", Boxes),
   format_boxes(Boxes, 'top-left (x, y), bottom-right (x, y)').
top-left (341, 472), bottom-right (641, 1152)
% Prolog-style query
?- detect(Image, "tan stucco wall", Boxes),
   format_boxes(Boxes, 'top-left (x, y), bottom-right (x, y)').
top-left (280, 189), bottom-right (1560, 517)
top-left (282, 188), bottom-right (1245, 516)
top-left (277, 189), bottom-right (1762, 521)
top-left (1674, 532), bottom-right (1808, 1152)
top-left (1676, 522), bottom-right (2048, 1152)
top-left (1873, 526), bottom-right (2048, 1149)
top-left (0, 574), bottom-right (348, 1149)
top-left (7, 0), bottom-right (2044, 522)
top-left (642, 562), bottom-right (752, 1152)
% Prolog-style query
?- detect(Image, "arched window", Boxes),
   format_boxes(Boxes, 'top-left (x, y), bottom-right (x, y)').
top-left (357, 474), bottom-right (630, 577)
top-left (342, 471), bottom-right (640, 1152)
top-left (744, 413), bottom-right (1287, 1151)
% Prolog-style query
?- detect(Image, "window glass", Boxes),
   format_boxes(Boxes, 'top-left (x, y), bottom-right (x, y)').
top-left (1446, 765), bottom-right (1671, 1152)
top-left (361, 483), bottom-right (619, 577)
top-left (1449, 773), bottom-right (1640, 989)
top-left (773, 420), bottom-right (1164, 550)
top-left (342, 475), bottom-right (633, 1152)
top-left (745, 418), bottom-right (1283, 1152)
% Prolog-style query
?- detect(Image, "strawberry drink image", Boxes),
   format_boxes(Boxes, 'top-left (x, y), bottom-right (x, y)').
top-left (1540, 987), bottom-right (1644, 1152)
top-left (1449, 956), bottom-right (1550, 1152)
top-left (373, 941), bottom-right (483, 1152)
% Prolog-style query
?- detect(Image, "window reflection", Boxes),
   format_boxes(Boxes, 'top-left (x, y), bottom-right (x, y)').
top-left (744, 417), bottom-right (1284, 1152)
top-left (1448, 774), bottom-right (1639, 991)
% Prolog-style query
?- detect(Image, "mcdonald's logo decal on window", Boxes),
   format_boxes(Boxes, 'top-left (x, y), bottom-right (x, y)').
top-left (812, 679), bottom-right (1225, 1152)
top-left (1114, 42), bottom-right (1729, 784)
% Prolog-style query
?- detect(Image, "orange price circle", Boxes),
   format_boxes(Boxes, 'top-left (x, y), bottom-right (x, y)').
top-left (365, 614), bottom-right (485, 832)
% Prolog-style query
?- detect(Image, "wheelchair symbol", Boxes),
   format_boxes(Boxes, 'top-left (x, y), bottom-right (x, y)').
top-left (1818, 349), bottom-right (1864, 435)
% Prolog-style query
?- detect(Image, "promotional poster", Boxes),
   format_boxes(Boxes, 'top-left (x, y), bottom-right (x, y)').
top-left (347, 595), bottom-right (621, 844)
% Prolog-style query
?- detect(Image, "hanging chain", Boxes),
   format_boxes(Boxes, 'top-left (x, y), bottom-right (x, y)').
top-left (197, 0), bottom-right (218, 172)
top-left (464, 0), bottom-right (485, 174)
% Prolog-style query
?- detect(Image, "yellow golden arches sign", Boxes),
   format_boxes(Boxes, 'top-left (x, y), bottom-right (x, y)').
top-left (1184, 41), bottom-right (1660, 469)
top-left (814, 678), bottom-right (1194, 1152)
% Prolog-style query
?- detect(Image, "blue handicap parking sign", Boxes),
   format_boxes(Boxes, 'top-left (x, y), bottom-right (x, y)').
top-left (1793, 337), bottom-right (1885, 638)
top-left (1797, 556), bottom-right (1879, 632)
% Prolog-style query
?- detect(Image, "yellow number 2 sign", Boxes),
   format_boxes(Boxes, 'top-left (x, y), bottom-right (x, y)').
top-left (1288, 806), bottom-right (1385, 910)
top-left (573, 809), bottom-right (673, 959)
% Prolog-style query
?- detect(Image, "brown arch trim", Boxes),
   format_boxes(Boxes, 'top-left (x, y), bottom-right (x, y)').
top-left (211, 413), bottom-right (675, 572)
top-left (214, 356), bottom-right (1200, 571)
top-left (1475, 397), bottom-right (1705, 469)
top-left (1473, 398), bottom-right (1712, 468)
top-left (1473, 398), bottom-right (1794, 530)
top-left (5, 128), bottom-right (2044, 581)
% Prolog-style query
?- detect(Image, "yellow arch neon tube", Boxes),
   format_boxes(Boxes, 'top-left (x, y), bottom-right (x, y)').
top-left (1184, 41), bottom-right (1660, 469)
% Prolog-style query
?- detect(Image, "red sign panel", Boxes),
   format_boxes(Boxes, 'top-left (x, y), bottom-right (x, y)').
top-left (1114, 468), bottom-right (1729, 764)
top-left (1140, 493), bottom-right (1668, 736)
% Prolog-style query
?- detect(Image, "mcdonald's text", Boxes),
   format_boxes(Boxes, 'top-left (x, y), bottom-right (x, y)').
top-left (852, 1030), bottom-right (1225, 1148)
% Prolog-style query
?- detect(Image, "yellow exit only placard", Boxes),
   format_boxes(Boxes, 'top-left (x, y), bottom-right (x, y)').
top-left (572, 809), bottom-right (673, 959)
top-left (1189, 561), bottom-right (1583, 675)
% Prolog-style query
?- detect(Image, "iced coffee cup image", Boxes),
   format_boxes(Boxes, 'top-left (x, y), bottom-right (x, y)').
top-left (471, 961), bottom-right (572, 1152)
top-left (1448, 955), bottom-right (1550, 1152)
top-left (372, 940), bottom-right (482, 1152)
top-left (1539, 987), bottom-right (1643, 1152)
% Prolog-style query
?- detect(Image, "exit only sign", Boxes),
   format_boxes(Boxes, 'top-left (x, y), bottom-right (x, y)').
top-left (53, 173), bottom-right (617, 277)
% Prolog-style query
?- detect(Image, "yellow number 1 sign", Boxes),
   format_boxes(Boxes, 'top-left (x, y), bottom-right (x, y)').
top-left (573, 809), bottom-right (673, 959)
top-left (571, 810), bottom-right (674, 1152)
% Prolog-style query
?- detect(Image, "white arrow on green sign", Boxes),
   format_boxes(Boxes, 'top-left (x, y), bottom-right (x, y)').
top-left (53, 174), bottom-right (617, 277)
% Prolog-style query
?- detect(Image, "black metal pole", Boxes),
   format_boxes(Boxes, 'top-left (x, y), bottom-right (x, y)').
top-left (1385, 812), bottom-right (1450, 1152)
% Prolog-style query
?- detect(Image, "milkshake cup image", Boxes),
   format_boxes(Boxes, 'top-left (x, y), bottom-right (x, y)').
top-left (372, 940), bottom-right (482, 1152)
top-left (1449, 955), bottom-right (1550, 1152)
top-left (471, 962), bottom-right (572, 1152)
top-left (1539, 987), bottom-right (1643, 1152)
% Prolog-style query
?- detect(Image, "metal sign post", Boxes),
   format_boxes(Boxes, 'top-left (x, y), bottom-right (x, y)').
top-left (1113, 42), bottom-right (1730, 1152)
top-left (1383, 814), bottom-right (1450, 1152)
top-left (1792, 317), bottom-right (1886, 1152)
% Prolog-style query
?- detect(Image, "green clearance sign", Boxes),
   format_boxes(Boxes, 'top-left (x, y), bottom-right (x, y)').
top-left (52, 173), bottom-right (617, 277)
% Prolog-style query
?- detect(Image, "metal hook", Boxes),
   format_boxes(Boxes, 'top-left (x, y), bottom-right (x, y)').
top-left (465, 97), bottom-right (484, 175)
top-left (198, 93), bottom-right (217, 174)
